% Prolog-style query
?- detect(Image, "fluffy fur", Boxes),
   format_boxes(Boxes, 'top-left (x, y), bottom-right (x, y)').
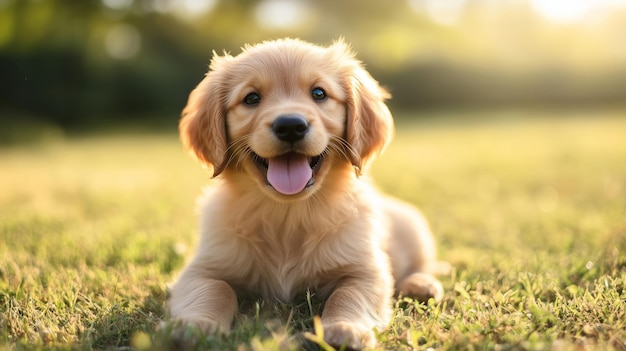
top-left (169, 38), bottom-right (443, 350)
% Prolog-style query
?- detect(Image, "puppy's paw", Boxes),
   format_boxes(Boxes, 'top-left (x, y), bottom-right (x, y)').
top-left (397, 272), bottom-right (444, 303)
top-left (185, 317), bottom-right (231, 335)
top-left (323, 321), bottom-right (376, 350)
top-left (160, 318), bottom-right (230, 349)
top-left (159, 318), bottom-right (230, 340)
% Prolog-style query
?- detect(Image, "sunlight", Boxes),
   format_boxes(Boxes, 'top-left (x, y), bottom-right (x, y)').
top-left (174, 0), bottom-right (217, 18)
top-left (105, 23), bottom-right (141, 60)
top-left (102, 0), bottom-right (133, 11)
top-left (529, 0), bottom-right (594, 22)
top-left (408, 0), bottom-right (467, 26)
top-left (254, 0), bottom-right (311, 30)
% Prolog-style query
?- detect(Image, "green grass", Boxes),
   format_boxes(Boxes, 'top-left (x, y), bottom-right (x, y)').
top-left (1, 109), bottom-right (625, 350)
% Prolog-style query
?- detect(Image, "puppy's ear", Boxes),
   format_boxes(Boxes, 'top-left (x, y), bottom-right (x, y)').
top-left (338, 43), bottom-right (394, 173)
top-left (179, 55), bottom-right (232, 177)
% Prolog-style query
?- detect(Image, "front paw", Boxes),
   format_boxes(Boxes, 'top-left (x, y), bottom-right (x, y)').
top-left (160, 317), bottom-right (230, 349)
top-left (323, 321), bottom-right (376, 350)
top-left (159, 318), bottom-right (230, 340)
top-left (177, 317), bottom-right (231, 335)
top-left (397, 272), bottom-right (444, 303)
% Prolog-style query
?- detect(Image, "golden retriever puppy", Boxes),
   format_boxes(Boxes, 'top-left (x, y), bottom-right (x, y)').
top-left (169, 38), bottom-right (443, 350)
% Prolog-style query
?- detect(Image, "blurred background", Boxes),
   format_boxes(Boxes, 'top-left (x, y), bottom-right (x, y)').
top-left (1, 0), bottom-right (626, 138)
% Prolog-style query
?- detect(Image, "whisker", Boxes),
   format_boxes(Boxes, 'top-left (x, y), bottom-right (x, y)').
top-left (236, 146), bottom-right (254, 169)
top-left (225, 135), bottom-right (250, 154)
top-left (329, 135), bottom-right (360, 164)
top-left (219, 133), bottom-right (359, 172)
top-left (324, 143), bottom-right (343, 160)
top-left (222, 135), bottom-right (252, 170)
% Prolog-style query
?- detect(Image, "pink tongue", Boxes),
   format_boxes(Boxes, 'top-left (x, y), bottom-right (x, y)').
top-left (267, 153), bottom-right (312, 195)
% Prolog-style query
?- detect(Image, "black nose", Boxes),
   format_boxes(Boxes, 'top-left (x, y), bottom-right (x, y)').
top-left (272, 115), bottom-right (309, 143)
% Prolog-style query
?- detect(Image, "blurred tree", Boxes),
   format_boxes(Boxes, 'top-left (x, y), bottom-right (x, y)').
top-left (1, 0), bottom-right (625, 131)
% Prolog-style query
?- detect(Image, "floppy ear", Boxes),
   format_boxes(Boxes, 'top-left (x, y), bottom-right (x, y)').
top-left (340, 47), bottom-right (394, 174)
top-left (179, 55), bottom-right (231, 177)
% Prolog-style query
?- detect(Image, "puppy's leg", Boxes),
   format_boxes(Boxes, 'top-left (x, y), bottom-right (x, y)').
top-left (168, 272), bottom-right (238, 334)
top-left (321, 278), bottom-right (392, 350)
top-left (396, 272), bottom-right (444, 303)
top-left (383, 197), bottom-right (445, 303)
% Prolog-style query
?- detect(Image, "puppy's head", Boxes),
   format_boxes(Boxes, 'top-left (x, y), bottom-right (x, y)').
top-left (180, 38), bottom-right (393, 200)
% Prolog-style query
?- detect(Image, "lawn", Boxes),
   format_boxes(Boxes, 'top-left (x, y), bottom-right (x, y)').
top-left (1, 109), bottom-right (625, 350)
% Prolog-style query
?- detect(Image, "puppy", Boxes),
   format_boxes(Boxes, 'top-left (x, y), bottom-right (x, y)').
top-left (169, 38), bottom-right (443, 350)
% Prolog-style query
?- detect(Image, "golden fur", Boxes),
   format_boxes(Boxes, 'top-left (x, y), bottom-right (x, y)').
top-left (168, 38), bottom-right (443, 350)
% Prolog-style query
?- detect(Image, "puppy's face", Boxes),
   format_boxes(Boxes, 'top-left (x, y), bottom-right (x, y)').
top-left (225, 45), bottom-right (348, 199)
top-left (180, 39), bottom-right (393, 201)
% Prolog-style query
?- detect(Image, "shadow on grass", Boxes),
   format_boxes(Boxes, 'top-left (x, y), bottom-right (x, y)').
top-left (85, 284), bottom-right (167, 350)
top-left (149, 293), bottom-right (328, 351)
top-left (82, 282), bottom-right (331, 350)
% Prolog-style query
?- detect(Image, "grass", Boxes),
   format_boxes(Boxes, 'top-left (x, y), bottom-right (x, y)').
top-left (1, 109), bottom-right (625, 350)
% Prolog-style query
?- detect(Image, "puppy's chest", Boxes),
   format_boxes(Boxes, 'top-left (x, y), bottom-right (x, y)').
top-left (231, 224), bottom-right (349, 302)
top-left (250, 251), bottom-right (321, 302)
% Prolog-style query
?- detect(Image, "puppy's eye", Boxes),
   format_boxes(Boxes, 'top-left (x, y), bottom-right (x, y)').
top-left (243, 92), bottom-right (261, 106)
top-left (311, 87), bottom-right (327, 101)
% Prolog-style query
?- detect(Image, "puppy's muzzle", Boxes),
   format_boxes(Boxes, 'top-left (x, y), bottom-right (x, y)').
top-left (272, 114), bottom-right (309, 143)
top-left (252, 114), bottom-right (325, 196)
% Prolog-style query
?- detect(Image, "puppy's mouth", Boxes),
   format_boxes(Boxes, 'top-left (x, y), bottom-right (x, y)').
top-left (252, 152), bottom-right (323, 195)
